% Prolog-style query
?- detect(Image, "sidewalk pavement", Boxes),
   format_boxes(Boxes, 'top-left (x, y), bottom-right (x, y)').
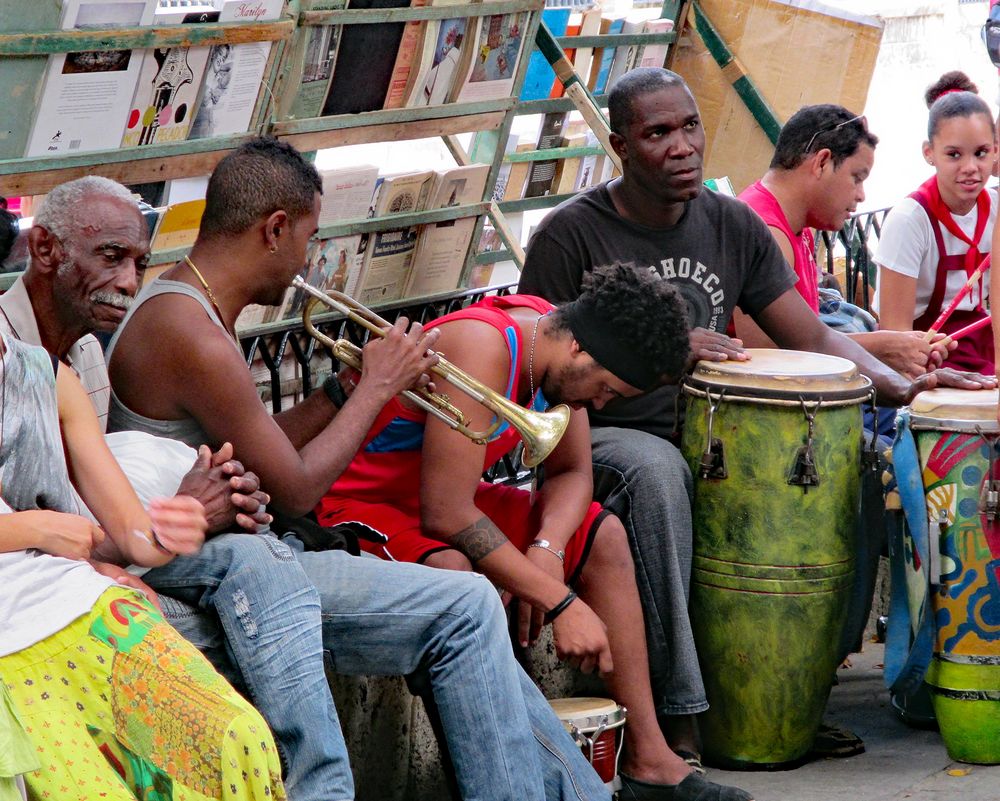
top-left (705, 642), bottom-right (1000, 801)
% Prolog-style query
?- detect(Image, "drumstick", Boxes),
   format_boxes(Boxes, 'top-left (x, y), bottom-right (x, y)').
top-left (938, 314), bottom-right (992, 345)
top-left (924, 255), bottom-right (991, 341)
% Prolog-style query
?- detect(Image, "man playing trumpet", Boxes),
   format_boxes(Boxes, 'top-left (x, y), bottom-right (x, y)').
top-left (315, 264), bottom-right (754, 801)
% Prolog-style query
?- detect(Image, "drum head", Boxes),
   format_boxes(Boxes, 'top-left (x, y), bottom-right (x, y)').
top-left (549, 697), bottom-right (625, 732)
top-left (908, 387), bottom-right (1000, 432)
top-left (685, 348), bottom-right (871, 401)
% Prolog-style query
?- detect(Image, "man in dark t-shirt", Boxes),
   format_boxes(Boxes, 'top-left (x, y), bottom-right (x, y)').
top-left (519, 67), bottom-right (995, 760)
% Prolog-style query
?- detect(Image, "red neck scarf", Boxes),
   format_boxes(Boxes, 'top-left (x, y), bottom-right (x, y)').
top-left (923, 175), bottom-right (991, 302)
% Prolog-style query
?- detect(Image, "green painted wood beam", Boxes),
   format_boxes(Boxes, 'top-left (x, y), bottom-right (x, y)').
top-left (504, 145), bottom-right (605, 162)
top-left (301, 0), bottom-right (542, 26)
top-left (516, 95), bottom-right (608, 116)
top-left (498, 192), bottom-right (577, 214)
top-left (691, 1), bottom-right (781, 145)
top-left (475, 250), bottom-right (515, 265)
top-left (316, 201), bottom-right (491, 239)
top-left (0, 18), bottom-right (295, 55)
top-left (554, 32), bottom-right (676, 48)
top-left (271, 98), bottom-right (515, 136)
top-left (0, 133), bottom-right (253, 176)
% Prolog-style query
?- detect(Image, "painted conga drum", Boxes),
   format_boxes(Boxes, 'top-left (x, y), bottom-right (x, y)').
top-left (906, 387), bottom-right (1000, 764)
top-left (681, 349), bottom-right (871, 769)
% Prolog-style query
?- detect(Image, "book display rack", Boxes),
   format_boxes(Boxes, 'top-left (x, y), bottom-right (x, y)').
top-left (0, 0), bottom-right (686, 343)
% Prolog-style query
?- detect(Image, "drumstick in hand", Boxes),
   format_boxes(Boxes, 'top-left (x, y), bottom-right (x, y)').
top-left (924, 254), bottom-right (991, 341)
top-left (938, 314), bottom-right (992, 345)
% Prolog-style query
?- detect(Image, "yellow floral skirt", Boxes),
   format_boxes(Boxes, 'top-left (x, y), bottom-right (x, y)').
top-left (1, 587), bottom-right (285, 801)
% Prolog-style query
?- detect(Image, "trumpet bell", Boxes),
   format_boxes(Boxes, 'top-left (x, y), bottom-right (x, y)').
top-left (518, 402), bottom-right (571, 468)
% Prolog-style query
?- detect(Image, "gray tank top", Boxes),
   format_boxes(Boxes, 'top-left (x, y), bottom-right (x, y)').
top-left (0, 333), bottom-right (81, 514)
top-left (106, 278), bottom-right (240, 450)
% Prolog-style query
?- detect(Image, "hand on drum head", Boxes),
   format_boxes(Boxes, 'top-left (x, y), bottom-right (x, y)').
top-left (552, 597), bottom-right (614, 677)
top-left (688, 328), bottom-right (749, 368)
top-left (903, 368), bottom-right (998, 405)
top-left (360, 317), bottom-right (441, 401)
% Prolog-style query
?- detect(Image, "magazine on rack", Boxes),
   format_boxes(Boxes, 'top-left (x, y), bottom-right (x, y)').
top-left (450, 11), bottom-right (527, 103)
top-left (121, 6), bottom-right (220, 147)
top-left (25, 0), bottom-right (158, 157)
top-left (189, 0), bottom-right (285, 138)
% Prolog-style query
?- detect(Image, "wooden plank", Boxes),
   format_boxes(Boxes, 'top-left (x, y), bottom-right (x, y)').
top-left (498, 192), bottom-right (576, 214)
top-left (316, 201), bottom-right (491, 239)
top-left (0, 18), bottom-right (296, 55)
top-left (278, 111), bottom-right (508, 151)
top-left (516, 95), bottom-right (608, 115)
top-left (270, 99), bottom-right (514, 136)
top-left (0, 142), bottom-right (251, 196)
top-left (301, 0), bottom-right (542, 26)
top-left (505, 145), bottom-right (604, 163)
top-left (554, 32), bottom-right (676, 48)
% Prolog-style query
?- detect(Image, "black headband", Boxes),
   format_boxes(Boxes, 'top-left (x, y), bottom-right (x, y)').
top-left (563, 297), bottom-right (662, 391)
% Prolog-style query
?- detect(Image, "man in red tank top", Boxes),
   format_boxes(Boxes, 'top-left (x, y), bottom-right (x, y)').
top-left (318, 263), bottom-right (756, 801)
top-left (736, 104), bottom-right (952, 379)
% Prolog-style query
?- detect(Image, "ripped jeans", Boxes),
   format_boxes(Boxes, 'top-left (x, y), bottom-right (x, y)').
top-left (142, 533), bottom-right (610, 801)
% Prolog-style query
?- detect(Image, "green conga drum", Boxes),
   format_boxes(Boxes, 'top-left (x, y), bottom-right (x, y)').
top-left (681, 349), bottom-right (871, 769)
top-left (906, 387), bottom-right (1000, 764)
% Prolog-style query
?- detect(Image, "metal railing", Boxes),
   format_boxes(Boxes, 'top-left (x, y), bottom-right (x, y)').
top-left (815, 207), bottom-right (890, 310)
top-left (240, 282), bottom-right (517, 414)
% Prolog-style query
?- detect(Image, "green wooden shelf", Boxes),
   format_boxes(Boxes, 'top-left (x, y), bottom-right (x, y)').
top-left (475, 250), bottom-right (515, 265)
top-left (497, 193), bottom-right (576, 214)
top-left (271, 98), bottom-right (516, 137)
top-left (504, 145), bottom-right (604, 163)
top-left (0, 18), bottom-right (295, 55)
top-left (515, 95), bottom-right (609, 116)
top-left (554, 31), bottom-right (676, 48)
top-left (301, 0), bottom-right (542, 26)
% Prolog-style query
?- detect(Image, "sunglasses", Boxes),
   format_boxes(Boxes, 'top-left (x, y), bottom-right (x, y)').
top-left (804, 114), bottom-right (868, 154)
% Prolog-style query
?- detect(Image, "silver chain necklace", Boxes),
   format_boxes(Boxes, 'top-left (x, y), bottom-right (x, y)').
top-left (528, 315), bottom-right (541, 401)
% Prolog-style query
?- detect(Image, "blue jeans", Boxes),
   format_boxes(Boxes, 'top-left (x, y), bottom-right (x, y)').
top-left (589, 427), bottom-right (708, 717)
top-left (144, 533), bottom-right (610, 801)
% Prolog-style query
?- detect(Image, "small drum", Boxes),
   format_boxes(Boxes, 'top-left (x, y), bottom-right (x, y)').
top-left (549, 697), bottom-right (625, 789)
top-left (906, 387), bottom-right (1000, 764)
top-left (681, 349), bottom-right (871, 769)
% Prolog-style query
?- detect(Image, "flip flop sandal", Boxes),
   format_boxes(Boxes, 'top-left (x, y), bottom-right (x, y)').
top-left (618, 772), bottom-right (754, 801)
top-left (673, 749), bottom-right (707, 775)
top-left (807, 722), bottom-right (865, 759)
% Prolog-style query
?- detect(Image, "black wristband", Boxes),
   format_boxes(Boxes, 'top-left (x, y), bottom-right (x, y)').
top-left (322, 374), bottom-right (348, 408)
top-left (544, 589), bottom-right (578, 624)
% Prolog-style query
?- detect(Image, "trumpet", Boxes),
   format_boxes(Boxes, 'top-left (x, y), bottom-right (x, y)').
top-left (292, 277), bottom-right (570, 468)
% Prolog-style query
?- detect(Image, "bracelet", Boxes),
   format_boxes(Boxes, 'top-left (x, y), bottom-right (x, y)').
top-left (544, 589), bottom-right (578, 624)
top-left (322, 374), bottom-right (348, 409)
top-left (528, 539), bottom-right (565, 563)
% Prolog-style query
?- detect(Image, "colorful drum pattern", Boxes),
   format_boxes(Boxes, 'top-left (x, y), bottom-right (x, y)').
top-left (681, 350), bottom-right (871, 769)
top-left (908, 387), bottom-right (1000, 764)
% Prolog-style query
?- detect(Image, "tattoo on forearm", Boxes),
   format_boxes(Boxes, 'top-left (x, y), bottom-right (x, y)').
top-left (451, 516), bottom-right (507, 564)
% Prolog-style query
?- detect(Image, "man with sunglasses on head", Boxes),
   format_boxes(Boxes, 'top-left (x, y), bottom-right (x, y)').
top-left (518, 68), bottom-right (996, 765)
top-left (734, 104), bottom-right (952, 379)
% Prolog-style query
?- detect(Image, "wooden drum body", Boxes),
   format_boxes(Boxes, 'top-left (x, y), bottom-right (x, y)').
top-left (681, 349), bottom-right (871, 769)
top-left (908, 388), bottom-right (1000, 764)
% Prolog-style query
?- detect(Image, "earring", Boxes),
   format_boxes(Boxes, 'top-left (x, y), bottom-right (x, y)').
top-left (269, 245), bottom-right (278, 254)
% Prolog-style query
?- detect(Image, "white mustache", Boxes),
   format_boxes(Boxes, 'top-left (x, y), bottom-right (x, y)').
top-left (90, 291), bottom-right (133, 310)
